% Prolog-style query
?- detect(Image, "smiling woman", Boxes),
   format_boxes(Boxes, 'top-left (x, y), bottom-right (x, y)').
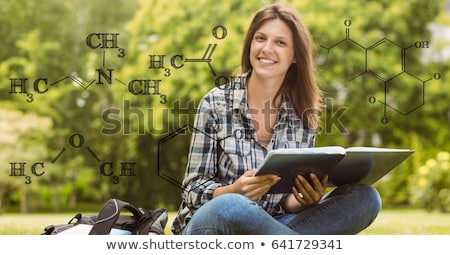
top-left (249, 19), bottom-right (296, 90)
top-left (170, 3), bottom-right (382, 235)
top-left (247, 19), bottom-right (297, 148)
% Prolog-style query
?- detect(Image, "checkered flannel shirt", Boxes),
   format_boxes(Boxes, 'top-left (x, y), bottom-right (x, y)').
top-left (171, 75), bottom-right (316, 234)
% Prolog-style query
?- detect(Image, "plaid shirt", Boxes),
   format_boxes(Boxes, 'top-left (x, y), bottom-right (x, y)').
top-left (171, 74), bottom-right (316, 234)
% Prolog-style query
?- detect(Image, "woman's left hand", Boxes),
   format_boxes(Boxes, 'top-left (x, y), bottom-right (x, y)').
top-left (292, 173), bottom-right (328, 208)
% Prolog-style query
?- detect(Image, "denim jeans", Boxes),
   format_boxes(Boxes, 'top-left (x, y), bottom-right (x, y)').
top-left (182, 183), bottom-right (382, 235)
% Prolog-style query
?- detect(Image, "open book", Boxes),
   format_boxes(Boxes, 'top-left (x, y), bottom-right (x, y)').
top-left (255, 146), bottom-right (414, 194)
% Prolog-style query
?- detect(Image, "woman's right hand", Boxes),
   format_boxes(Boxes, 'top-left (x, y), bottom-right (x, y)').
top-left (231, 170), bottom-right (280, 201)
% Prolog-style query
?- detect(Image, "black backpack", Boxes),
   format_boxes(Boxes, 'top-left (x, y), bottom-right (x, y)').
top-left (42, 198), bottom-right (168, 235)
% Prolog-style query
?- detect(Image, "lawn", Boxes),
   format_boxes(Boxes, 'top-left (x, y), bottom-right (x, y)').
top-left (0, 208), bottom-right (449, 235)
top-left (360, 208), bottom-right (450, 235)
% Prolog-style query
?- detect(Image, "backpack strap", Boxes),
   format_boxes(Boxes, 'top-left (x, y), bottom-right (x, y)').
top-left (133, 208), bottom-right (168, 235)
top-left (89, 198), bottom-right (142, 235)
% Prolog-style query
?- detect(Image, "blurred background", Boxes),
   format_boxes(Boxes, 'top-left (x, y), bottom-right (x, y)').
top-left (1, 0), bottom-right (449, 220)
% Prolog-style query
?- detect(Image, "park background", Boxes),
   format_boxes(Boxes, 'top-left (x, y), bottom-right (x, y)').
top-left (1, 0), bottom-right (449, 234)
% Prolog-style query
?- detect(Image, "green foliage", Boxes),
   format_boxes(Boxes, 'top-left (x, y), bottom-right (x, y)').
top-left (0, 108), bottom-right (52, 212)
top-left (409, 151), bottom-right (450, 213)
top-left (0, 0), bottom-right (449, 212)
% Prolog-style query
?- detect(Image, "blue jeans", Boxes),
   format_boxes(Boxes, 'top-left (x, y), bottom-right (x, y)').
top-left (182, 183), bottom-right (382, 234)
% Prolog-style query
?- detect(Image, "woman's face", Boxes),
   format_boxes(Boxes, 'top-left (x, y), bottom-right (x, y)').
top-left (249, 18), bottom-right (296, 82)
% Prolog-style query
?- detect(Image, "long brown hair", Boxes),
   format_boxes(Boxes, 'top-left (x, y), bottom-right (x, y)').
top-left (241, 4), bottom-right (323, 130)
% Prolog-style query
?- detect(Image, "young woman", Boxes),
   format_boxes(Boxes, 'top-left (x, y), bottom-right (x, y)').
top-left (171, 3), bottom-right (381, 235)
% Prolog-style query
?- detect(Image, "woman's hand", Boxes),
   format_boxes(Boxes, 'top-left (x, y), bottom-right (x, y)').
top-left (283, 173), bottom-right (328, 213)
top-left (292, 173), bottom-right (328, 207)
top-left (235, 170), bottom-right (281, 201)
top-left (214, 170), bottom-right (280, 201)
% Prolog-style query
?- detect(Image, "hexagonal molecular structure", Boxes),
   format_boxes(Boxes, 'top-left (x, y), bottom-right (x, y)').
top-left (320, 20), bottom-right (439, 124)
top-left (157, 124), bottom-right (217, 193)
top-left (384, 72), bottom-right (425, 115)
top-left (367, 38), bottom-right (404, 81)
top-left (321, 38), bottom-right (366, 81)
top-left (157, 125), bottom-right (192, 190)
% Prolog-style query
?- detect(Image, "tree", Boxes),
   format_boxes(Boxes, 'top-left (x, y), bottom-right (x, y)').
top-left (0, 0), bottom-right (448, 212)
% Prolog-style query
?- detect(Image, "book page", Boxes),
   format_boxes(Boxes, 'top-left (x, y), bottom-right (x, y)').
top-left (58, 224), bottom-right (132, 235)
top-left (346, 147), bottom-right (413, 152)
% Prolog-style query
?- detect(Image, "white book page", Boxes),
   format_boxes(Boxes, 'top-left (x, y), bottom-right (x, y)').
top-left (346, 147), bottom-right (413, 152)
top-left (58, 224), bottom-right (132, 235)
top-left (268, 146), bottom-right (346, 155)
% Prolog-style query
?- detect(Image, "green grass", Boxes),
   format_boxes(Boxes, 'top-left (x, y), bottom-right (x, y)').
top-left (360, 208), bottom-right (450, 235)
top-left (0, 208), bottom-right (449, 235)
